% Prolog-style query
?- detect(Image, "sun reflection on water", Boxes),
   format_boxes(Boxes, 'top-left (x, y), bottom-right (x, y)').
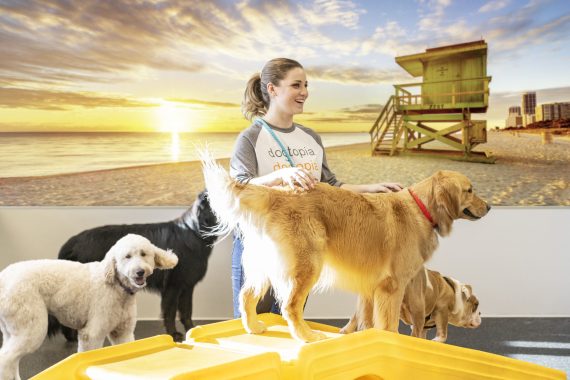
top-left (171, 131), bottom-right (180, 162)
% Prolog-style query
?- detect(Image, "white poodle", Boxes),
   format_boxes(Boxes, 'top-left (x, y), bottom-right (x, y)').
top-left (0, 234), bottom-right (178, 380)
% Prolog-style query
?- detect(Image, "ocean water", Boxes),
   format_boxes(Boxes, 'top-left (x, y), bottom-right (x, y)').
top-left (0, 132), bottom-right (369, 178)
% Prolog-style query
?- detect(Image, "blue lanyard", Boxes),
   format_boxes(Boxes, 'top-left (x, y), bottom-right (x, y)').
top-left (256, 118), bottom-right (295, 167)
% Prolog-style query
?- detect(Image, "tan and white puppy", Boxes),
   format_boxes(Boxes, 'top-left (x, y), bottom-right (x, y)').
top-left (401, 268), bottom-right (481, 342)
top-left (341, 268), bottom-right (481, 343)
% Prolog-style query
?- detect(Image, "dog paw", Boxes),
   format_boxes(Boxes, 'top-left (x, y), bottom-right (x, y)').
top-left (432, 336), bottom-right (447, 343)
top-left (171, 332), bottom-right (185, 342)
top-left (247, 320), bottom-right (267, 334)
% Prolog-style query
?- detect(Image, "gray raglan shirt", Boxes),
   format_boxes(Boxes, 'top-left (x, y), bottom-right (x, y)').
top-left (230, 121), bottom-right (342, 187)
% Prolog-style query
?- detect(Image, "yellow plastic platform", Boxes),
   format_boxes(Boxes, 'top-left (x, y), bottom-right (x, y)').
top-left (32, 334), bottom-right (281, 380)
top-left (33, 314), bottom-right (566, 380)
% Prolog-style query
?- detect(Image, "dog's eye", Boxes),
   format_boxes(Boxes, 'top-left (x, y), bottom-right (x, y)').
top-left (473, 302), bottom-right (479, 311)
top-left (467, 188), bottom-right (473, 193)
top-left (125, 254), bottom-right (131, 259)
top-left (141, 252), bottom-right (146, 257)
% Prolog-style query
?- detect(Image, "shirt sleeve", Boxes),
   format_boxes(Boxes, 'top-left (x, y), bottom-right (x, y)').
top-left (229, 130), bottom-right (258, 183)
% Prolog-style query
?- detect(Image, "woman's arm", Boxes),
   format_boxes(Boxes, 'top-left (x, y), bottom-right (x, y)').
top-left (341, 182), bottom-right (403, 194)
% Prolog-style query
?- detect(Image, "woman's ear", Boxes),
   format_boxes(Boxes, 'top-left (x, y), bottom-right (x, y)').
top-left (267, 82), bottom-right (276, 97)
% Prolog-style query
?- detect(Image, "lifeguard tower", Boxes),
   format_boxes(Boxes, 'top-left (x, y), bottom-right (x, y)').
top-left (370, 40), bottom-right (495, 163)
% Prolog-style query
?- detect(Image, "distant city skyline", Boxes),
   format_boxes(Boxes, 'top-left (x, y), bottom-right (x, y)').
top-left (504, 90), bottom-right (570, 128)
top-left (1, 0), bottom-right (569, 133)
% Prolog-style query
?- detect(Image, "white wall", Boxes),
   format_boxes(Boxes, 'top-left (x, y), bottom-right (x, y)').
top-left (0, 207), bottom-right (568, 319)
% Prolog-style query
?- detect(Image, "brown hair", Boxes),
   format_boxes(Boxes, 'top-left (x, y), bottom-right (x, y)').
top-left (241, 58), bottom-right (303, 120)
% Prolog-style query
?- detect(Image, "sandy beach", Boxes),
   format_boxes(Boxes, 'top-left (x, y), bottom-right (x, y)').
top-left (1, 132), bottom-right (569, 206)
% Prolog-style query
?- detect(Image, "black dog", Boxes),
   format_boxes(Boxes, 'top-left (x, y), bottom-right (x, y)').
top-left (57, 191), bottom-right (217, 342)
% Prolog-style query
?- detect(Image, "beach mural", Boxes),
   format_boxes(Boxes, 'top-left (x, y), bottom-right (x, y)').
top-left (0, 0), bottom-right (569, 206)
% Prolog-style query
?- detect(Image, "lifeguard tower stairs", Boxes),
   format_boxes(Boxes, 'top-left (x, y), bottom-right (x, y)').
top-left (370, 40), bottom-right (495, 163)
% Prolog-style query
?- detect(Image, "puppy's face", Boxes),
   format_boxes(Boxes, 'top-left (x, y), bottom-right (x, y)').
top-left (434, 170), bottom-right (490, 221)
top-left (448, 280), bottom-right (482, 329)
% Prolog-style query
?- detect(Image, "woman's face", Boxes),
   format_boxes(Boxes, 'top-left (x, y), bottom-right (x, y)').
top-left (269, 67), bottom-right (308, 116)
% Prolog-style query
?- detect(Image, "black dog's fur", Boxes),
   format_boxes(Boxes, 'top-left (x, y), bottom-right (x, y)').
top-left (57, 191), bottom-right (217, 342)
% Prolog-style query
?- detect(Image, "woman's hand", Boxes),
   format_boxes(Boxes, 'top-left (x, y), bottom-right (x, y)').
top-left (368, 182), bottom-right (404, 193)
top-left (276, 167), bottom-right (317, 191)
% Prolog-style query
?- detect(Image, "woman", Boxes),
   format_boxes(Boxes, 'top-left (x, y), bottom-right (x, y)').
top-left (230, 58), bottom-right (402, 317)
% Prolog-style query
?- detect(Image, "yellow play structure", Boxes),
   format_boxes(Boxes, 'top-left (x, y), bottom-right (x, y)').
top-left (370, 40), bottom-right (495, 163)
top-left (33, 314), bottom-right (565, 380)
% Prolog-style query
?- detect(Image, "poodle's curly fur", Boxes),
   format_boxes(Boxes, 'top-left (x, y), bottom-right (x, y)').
top-left (0, 234), bottom-right (178, 380)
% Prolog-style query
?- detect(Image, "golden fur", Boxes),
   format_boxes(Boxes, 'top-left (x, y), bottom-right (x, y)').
top-left (202, 153), bottom-right (490, 342)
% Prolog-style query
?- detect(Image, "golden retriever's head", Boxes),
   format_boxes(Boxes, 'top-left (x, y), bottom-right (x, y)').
top-left (429, 170), bottom-right (490, 236)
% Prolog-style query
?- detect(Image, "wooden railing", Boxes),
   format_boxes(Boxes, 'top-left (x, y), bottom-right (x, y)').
top-left (369, 96), bottom-right (394, 151)
top-left (393, 76), bottom-right (491, 109)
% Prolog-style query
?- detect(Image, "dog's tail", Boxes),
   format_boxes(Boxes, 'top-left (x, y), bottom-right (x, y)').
top-left (200, 150), bottom-right (271, 237)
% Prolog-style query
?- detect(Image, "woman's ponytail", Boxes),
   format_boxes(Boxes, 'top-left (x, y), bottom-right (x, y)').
top-left (242, 73), bottom-right (267, 121)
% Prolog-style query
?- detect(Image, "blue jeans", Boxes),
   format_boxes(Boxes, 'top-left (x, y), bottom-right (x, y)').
top-left (231, 233), bottom-right (281, 318)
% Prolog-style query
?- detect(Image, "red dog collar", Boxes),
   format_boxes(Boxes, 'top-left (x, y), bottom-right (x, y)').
top-left (408, 188), bottom-right (437, 229)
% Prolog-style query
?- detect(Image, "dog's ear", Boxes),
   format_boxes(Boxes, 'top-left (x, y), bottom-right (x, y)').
top-left (430, 171), bottom-right (462, 236)
top-left (102, 238), bottom-right (125, 284)
top-left (433, 171), bottom-right (462, 217)
top-left (154, 248), bottom-right (178, 269)
top-left (461, 284), bottom-right (472, 300)
top-left (443, 276), bottom-right (456, 292)
top-left (103, 256), bottom-right (116, 285)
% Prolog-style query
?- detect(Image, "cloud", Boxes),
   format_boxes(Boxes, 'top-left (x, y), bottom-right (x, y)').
top-left (0, 87), bottom-right (156, 110)
top-left (490, 13), bottom-right (570, 52)
top-left (418, 0), bottom-right (453, 33)
top-left (306, 65), bottom-right (412, 84)
top-left (0, 1), bottom-right (210, 86)
top-left (0, 0), bottom-right (374, 89)
top-left (361, 21), bottom-right (425, 57)
top-left (479, 0), bottom-right (510, 13)
top-left (338, 104), bottom-right (384, 114)
top-left (1, 0), bottom-right (568, 122)
top-left (303, 103), bottom-right (386, 124)
top-left (298, 0), bottom-right (365, 30)
top-left (167, 98), bottom-right (240, 108)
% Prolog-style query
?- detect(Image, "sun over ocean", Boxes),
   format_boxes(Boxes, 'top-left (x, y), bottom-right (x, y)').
top-left (0, 132), bottom-right (369, 178)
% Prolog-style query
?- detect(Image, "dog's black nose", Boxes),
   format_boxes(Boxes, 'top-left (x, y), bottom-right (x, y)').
top-left (486, 204), bottom-right (491, 212)
top-left (136, 270), bottom-right (145, 277)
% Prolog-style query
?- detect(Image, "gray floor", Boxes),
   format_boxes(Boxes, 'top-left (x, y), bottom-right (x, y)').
top-left (6, 318), bottom-right (570, 379)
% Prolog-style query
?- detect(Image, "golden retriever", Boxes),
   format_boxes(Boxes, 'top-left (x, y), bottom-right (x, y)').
top-left (202, 153), bottom-right (490, 342)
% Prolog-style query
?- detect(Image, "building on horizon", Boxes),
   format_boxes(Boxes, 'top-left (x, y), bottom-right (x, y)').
top-left (522, 92), bottom-right (536, 127)
top-left (536, 102), bottom-right (570, 122)
top-left (506, 106), bottom-right (523, 128)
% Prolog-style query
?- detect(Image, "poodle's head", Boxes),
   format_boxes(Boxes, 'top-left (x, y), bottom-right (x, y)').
top-left (103, 234), bottom-right (178, 291)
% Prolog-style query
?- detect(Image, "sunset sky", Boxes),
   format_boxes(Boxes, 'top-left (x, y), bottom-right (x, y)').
top-left (1, 0), bottom-right (569, 133)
